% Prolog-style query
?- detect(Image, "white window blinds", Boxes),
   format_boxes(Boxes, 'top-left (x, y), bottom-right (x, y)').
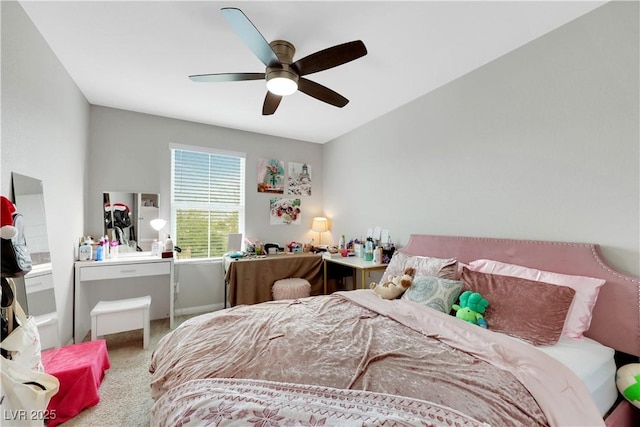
top-left (171, 146), bottom-right (245, 258)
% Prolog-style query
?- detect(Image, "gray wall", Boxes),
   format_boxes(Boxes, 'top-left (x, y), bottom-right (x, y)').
top-left (324, 1), bottom-right (639, 277)
top-left (1, 1), bottom-right (90, 344)
top-left (87, 106), bottom-right (323, 313)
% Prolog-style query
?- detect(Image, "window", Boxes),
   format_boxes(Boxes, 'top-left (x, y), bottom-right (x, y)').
top-left (171, 145), bottom-right (245, 259)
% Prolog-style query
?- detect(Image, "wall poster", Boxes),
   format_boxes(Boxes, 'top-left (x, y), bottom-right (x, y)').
top-left (257, 158), bottom-right (285, 193)
top-left (270, 198), bottom-right (301, 225)
top-left (287, 162), bottom-right (312, 196)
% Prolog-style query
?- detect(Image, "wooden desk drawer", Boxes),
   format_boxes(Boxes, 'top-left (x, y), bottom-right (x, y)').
top-left (79, 261), bottom-right (170, 281)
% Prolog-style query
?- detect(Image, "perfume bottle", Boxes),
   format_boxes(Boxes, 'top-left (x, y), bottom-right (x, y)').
top-left (364, 238), bottom-right (374, 261)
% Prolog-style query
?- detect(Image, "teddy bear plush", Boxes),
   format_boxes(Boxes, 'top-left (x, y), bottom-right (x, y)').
top-left (370, 267), bottom-right (415, 299)
top-left (452, 290), bottom-right (489, 328)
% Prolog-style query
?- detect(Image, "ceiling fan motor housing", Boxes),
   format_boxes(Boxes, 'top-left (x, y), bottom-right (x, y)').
top-left (269, 40), bottom-right (295, 65)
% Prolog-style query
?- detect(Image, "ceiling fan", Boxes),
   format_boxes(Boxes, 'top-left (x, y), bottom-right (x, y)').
top-left (189, 7), bottom-right (368, 115)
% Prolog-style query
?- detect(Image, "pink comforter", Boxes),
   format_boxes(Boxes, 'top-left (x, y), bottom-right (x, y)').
top-left (149, 291), bottom-right (603, 426)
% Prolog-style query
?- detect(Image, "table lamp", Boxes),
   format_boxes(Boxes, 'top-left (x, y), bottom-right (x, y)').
top-left (311, 217), bottom-right (329, 245)
top-left (150, 218), bottom-right (173, 257)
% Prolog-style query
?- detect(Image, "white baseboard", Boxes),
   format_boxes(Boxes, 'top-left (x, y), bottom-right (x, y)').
top-left (175, 303), bottom-right (225, 317)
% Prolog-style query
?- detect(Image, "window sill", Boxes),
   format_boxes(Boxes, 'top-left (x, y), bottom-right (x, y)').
top-left (174, 257), bottom-right (223, 265)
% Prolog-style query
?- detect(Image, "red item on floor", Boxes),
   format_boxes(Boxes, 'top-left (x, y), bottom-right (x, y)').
top-left (41, 340), bottom-right (110, 426)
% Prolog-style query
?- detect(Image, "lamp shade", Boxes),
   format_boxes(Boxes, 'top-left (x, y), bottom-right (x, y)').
top-left (311, 217), bottom-right (328, 233)
top-left (150, 218), bottom-right (167, 231)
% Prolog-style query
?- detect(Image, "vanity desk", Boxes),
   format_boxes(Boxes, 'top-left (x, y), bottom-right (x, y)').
top-left (74, 254), bottom-right (174, 343)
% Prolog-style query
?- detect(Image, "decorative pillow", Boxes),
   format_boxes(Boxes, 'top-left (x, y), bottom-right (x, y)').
top-left (461, 267), bottom-right (576, 346)
top-left (468, 259), bottom-right (605, 339)
top-left (402, 276), bottom-right (464, 313)
top-left (380, 252), bottom-right (457, 284)
top-left (616, 363), bottom-right (640, 409)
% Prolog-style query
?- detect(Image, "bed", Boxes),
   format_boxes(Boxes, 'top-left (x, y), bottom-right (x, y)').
top-left (149, 234), bottom-right (640, 426)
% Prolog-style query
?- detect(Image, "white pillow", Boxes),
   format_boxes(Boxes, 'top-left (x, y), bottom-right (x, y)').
top-left (380, 252), bottom-right (457, 284)
top-left (467, 259), bottom-right (605, 338)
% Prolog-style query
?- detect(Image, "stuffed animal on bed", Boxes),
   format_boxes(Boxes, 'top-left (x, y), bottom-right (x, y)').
top-left (370, 267), bottom-right (415, 300)
top-left (616, 363), bottom-right (640, 409)
top-left (452, 291), bottom-right (489, 328)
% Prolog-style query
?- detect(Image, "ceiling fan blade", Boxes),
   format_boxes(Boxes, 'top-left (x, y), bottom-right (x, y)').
top-left (263, 92), bottom-right (282, 115)
top-left (298, 78), bottom-right (348, 108)
top-left (221, 8), bottom-right (280, 67)
top-left (189, 73), bottom-right (265, 83)
top-left (292, 40), bottom-right (367, 76)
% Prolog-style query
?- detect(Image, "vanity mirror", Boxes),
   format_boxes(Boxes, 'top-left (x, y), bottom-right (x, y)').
top-left (103, 192), bottom-right (161, 252)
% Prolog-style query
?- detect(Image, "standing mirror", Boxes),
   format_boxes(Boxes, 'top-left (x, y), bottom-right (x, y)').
top-left (11, 173), bottom-right (56, 329)
top-left (12, 172), bottom-right (51, 265)
top-left (103, 192), bottom-right (160, 252)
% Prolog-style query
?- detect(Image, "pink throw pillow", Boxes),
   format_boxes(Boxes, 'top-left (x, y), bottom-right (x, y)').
top-left (468, 259), bottom-right (605, 338)
top-left (461, 268), bottom-right (575, 346)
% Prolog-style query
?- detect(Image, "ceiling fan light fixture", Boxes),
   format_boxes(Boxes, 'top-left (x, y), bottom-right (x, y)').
top-left (266, 69), bottom-right (299, 96)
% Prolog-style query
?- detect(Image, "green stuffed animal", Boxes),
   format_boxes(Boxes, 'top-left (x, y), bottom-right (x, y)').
top-left (452, 291), bottom-right (489, 328)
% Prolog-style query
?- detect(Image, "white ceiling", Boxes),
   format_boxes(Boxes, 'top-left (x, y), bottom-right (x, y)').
top-left (18, 1), bottom-right (606, 143)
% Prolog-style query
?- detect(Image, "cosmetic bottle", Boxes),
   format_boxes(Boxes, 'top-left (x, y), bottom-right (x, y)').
top-left (338, 234), bottom-right (346, 251)
top-left (373, 246), bottom-right (383, 264)
top-left (96, 238), bottom-right (104, 261)
top-left (104, 235), bottom-right (110, 258)
top-left (364, 238), bottom-right (374, 261)
top-left (164, 235), bottom-right (174, 252)
top-left (110, 240), bottom-right (119, 259)
top-left (78, 242), bottom-right (92, 261)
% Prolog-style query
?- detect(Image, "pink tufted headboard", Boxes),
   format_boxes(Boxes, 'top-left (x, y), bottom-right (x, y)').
top-left (400, 234), bottom-right (640, 357)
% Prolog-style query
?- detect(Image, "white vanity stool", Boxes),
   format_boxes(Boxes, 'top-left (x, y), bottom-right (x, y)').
top-left (90, 295), bottom-right (151, 348)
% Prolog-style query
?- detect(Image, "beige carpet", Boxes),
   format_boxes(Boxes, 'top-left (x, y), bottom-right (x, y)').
top-left (60, 316), bottom-right (191, 427)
